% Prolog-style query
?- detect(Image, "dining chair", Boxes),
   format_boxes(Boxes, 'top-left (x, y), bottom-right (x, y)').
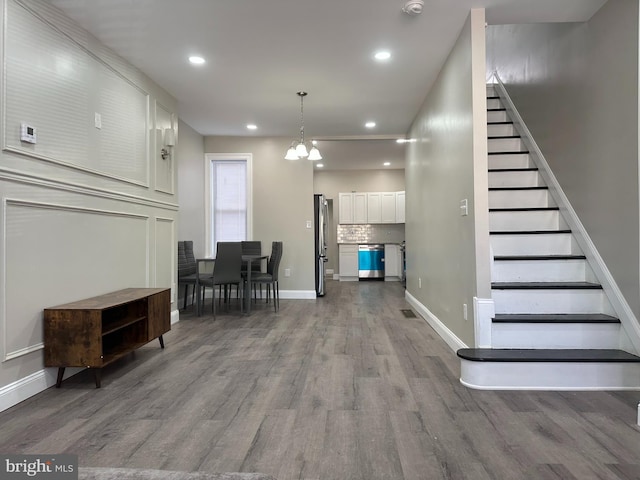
top-left (250, 241), bottom-right (283, 312)
top-left (199, 241), bottom-right (243, 318)
top-left (177, 241), bottom-right (198, 310)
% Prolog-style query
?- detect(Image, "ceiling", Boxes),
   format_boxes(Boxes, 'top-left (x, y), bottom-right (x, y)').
top-left (47, 0), bottom-right (607, 169)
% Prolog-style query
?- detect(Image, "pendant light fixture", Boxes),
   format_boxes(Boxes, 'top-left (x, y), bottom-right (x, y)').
top-left (285, 91), bottom-right (322, 161)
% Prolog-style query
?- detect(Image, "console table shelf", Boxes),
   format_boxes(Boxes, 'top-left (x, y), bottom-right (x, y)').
top-left (44, 288), bottom-right (170, 388)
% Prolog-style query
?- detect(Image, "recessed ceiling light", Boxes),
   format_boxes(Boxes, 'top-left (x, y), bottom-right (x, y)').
top-left (365, 121), bottom-right (376, 128)
top-left (189, 56), bottom-right (205, 65)
top-left (316, 163), bottom-right (324, 168)
top-left (246, 124), bottom-right (257, 130)
top-left (374, 51), bottom-right (391, 61)
top-left (383, 162), bottom-right (391, 166)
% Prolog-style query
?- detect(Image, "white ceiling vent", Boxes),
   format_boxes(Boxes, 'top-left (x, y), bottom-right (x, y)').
top-left (402, 0), bottom-right (424, 15)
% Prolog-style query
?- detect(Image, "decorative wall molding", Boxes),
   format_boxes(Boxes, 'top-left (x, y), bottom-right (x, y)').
top-left (2, 198), bottom-right (150, 362)
top-left (473, 297), bottom-right (495, 348)
top-left (0, 167), bottom-right (178, 210)
top-left (154, 216), bottom-right (175, 303)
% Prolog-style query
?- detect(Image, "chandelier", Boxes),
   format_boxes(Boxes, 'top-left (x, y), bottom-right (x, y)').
top-left (285, 91), bottom-right (322, 161)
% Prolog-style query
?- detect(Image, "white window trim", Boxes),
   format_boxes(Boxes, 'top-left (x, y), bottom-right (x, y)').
top-left (204, 153), bottom-right (253, 258)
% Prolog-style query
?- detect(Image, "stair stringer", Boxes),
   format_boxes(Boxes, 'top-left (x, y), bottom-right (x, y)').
top-left (491, 72), bottom-right (640, 355)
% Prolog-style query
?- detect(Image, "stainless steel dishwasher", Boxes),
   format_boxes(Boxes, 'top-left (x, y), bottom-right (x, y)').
top-left (358, 244), bottom-right (385, 278)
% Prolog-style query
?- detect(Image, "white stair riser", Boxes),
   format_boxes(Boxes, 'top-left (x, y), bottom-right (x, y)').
top-left (492, 259), bottom-right (586, 282)
top-left (488, 110), bottom-right (509, 123)
top-left (488, 123), bottom-right (516, 137)
top-left (487, 98), bottom-right (502, 109)
top-left (491, 234), bottom-right (576, 256)
top-left (486, 86), bottom-right (497, 97)
top-left (489, 169), bottom-right (540, 187)
top-left (489, 210), bottom-right (560, 231)
top-left (460, 360), bottom-right (640, 390)
top-left (489, 189), bottom-right (552, 209)
top-left (493, 289), bottom-right (607, 314)
top-left (491, 322), bottom-right (620, 349)
top-left (488, 154), bottom-right (532, 170)
top-left (488, 138), bottom-right (524, 153)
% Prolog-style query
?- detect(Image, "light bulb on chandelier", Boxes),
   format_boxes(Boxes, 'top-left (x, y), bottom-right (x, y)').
top-left (284, 91), bottom-right (322, 161)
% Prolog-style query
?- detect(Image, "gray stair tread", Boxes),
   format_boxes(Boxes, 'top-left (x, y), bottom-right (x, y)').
top-left (490, 229), bottom-right (572, 235)
top-left (490, 207), bottom-right (559, 212)
top-left (488, 151), bottom-right (530, 155)
top-left (489, 186), bottom-right (548, 191)
top-left (489, 167), bottom-right (537, 172)
top-left (493, 313), bottom-right (620, 324)
top-left (492, 281), bottom-right (602, 290)
top-left (457, 348), bottom-right (640, 362)
top-left (488, 135), bottom-right (520, 139)
top-left (493, 255), bottom-right (586, 261)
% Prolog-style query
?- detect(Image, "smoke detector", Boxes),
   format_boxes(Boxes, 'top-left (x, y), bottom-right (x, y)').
top-left (402, 0), bottom-right (424, 15)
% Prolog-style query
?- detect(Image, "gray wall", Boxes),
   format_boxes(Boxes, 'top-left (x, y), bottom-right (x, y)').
top-left (405, 10), bottom-right (488, 347)
top-left (203, 136), bottom-right (315, 293)
top-left (0, 0), bottom-right (178, 409)
top-left (487, 0), bottom-right (640, 317)
top-left (313, 169), bottom-right (405, 274)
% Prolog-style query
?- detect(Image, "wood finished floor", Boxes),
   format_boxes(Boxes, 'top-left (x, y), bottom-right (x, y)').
top-left (1, 280), bottom-right (640, 479)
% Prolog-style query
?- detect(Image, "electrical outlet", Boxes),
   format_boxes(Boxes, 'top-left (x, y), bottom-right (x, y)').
top-left (418, 277), bottom-right (422, 288)
top-left (306, 220), bottom-right (312, 229)
top-left (463, 303), bottom-right (468, 320)
top-left (94, 112), bottom-right (102, 129)
top-left (284, 268), bottom-right (291, 277)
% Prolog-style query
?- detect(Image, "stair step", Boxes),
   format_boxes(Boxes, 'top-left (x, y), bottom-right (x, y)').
top-left (490, 207), bottom-right (558, 212)
top-left (489, 186), bottom-right (548, 191)
top-left (490, 229), bottom-right (572, 235)
top-left (492, 281), bottom-right (601, 290)
top-left (487, 121), bottom-right (513, 125)
top-left (494, 255), bottom-right (585, 261)
top-left (457, 348), bottom-right (640, 363)
top-left (489, 167), bottom-right (537, 172)
top-left (493, 314), bottom-right (619, 323)
top-left (488, 151), bottom-right (530, 155)
top-left (487, 108), bottom-right (507, 112)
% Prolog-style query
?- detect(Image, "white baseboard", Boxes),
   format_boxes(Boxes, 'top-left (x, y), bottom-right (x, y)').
top-left (405, 290), bottom-right (468, 352)
top-left (280, 290), bottom-right (317, 299)
top-left (0, 367), bottom-right (80, 413)
top-left (171, 309), bottom-right (180, 325)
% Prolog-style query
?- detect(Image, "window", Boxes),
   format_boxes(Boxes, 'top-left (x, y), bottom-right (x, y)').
top-left (205, 154), bottom-right (253, 257)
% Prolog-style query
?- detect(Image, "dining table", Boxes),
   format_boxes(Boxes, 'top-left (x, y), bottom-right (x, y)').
top-left (195, 254), bottom-right (268, 316)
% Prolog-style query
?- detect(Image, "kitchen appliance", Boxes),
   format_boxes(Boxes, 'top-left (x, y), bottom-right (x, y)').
top-left (314, 194), bottom-right (329, 296)
top-left (358, 244), bottom-right (385, 279)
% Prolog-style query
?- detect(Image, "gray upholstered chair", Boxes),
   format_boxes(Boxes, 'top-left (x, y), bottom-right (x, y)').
top-left (250, 241), bottom-right (283, 312)
top-left (177, 241), bottom-right (198, 310)
top-left (199, 242), bottom-right (243, 318)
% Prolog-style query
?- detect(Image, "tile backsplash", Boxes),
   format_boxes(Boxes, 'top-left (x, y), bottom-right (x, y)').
top-left (337, 224), bottom-right (405, 244)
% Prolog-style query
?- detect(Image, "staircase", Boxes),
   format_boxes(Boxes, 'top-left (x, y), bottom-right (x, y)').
top-left (457, 84), bottom-right (640, 390)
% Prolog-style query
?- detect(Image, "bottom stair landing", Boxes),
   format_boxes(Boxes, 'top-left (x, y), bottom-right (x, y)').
top-left (457, 348), bottom-right (640, 390)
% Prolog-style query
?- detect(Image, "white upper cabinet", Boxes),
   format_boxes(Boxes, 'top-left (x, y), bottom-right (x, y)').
top-left (396, 191), bottom-right (405, 224)
top-left (381, 192), bottom-right (396, 223)
top-left (353, 193), bottom-right (368, 224)
top-left (339, 192), bottom-right (354, 224)
top-left (367, 193), bottom-right (382, 223)
top-left (339, 191), bottom-right (405, 224)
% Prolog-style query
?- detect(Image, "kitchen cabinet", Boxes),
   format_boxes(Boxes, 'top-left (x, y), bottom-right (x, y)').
top-left (353, 193), bottom-right (368, 223)
top-left (339, 244), bottom-right (358, 280)
top-left (396, 191), bottom-right (405, 223)
top-left (338, 191), bottom-right (405, 224)
top-left (339, 193), bottom-right (354, 224)
top-left (384, 244), bottom-right (402, 280)
top-left (339, 193), bottom-right (368, 224)
top-left (367, 193), bottom-right (382, 223)
top-left (381, 192), bottom-right (396, 223)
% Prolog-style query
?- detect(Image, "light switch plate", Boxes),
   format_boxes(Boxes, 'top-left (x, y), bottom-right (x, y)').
top-left (94, 113), bottom-right (102, 129)
top-left (460, 199), bottom-right (468, 216)
top-left (306, 220), bottom-right (312, 229)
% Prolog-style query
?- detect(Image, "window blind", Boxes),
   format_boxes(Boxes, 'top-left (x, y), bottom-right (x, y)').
top-left (212, 160), bottom-right (247, 251)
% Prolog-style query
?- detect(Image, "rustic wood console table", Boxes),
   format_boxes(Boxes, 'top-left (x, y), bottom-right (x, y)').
top-left (44, 287), bottom-right (171, 388)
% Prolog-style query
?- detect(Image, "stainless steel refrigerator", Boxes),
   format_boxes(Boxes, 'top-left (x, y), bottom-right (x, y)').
top-left (314, 194), bottom-right (328, 296)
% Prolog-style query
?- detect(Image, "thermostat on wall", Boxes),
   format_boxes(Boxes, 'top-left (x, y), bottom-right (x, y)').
top-left (20, 123), bottom-right (37, 144)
